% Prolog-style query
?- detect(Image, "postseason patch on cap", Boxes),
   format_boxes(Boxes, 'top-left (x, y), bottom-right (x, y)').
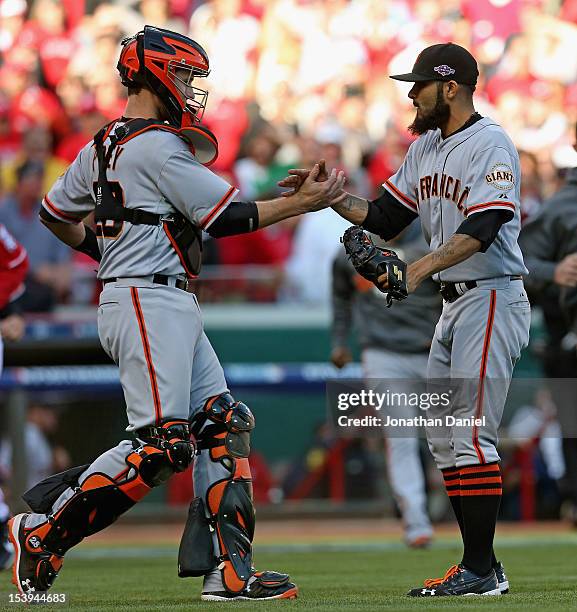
top-left (434, 64), bottom-right (455, 77)
top-left (485, 163), bottom-right (515, 191)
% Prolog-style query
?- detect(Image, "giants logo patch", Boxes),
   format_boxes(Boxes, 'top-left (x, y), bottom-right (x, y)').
top-left (485, 163), bottom-right (515, 191)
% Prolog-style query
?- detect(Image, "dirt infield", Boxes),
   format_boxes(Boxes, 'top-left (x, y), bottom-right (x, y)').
top-left (86, 518), bottom-right (572, 547)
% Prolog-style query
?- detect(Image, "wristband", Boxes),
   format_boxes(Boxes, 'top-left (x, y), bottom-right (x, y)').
top-left (73, 226), bottom-right (101, 262)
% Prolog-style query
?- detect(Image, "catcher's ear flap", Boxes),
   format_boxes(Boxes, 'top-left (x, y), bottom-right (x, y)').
top-left (179, 123), bottom-right (219, 166)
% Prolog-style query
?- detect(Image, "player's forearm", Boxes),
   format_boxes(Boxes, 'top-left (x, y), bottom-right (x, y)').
top-left (330, 192), bottom-right (369, 225)
top-left (40, 218), bottom-right (86, 248)
top-left (254, 197), bottom-right (304, 228)
top-left (40, 218), bottom-right (102, 263)
top-left (409, 233), bottom-right (482, 286)
top-left (256, 189), bottom-right (335, 228)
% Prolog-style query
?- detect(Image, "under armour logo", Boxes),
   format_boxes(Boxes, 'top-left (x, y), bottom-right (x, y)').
top-left (421, 588), bottom-right (436, 595)
top-left (434, 65), bottom-right (455, 77)
top-left (28, 536), bottom-right (41, 549)
top-left (498, 193), bottom-right (509, 199)
top-left (22, 578), bottom-right (35, 592)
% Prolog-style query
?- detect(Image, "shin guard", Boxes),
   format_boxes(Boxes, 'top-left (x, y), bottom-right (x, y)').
top-left (24, 420), bottom-right (195, 557)
top-left (185, 393), bottom-right (256, 594)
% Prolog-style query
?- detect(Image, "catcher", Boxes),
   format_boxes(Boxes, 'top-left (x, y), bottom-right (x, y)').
top-left (8, 26), bottom-right (344, 602)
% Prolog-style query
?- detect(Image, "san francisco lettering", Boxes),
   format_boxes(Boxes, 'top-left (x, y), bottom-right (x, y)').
top-left (417, 173), bottom-right (470, 210)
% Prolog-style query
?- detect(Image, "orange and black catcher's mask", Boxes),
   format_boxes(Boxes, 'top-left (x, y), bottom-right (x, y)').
top-left (117, 25), bottom-right (210, 128)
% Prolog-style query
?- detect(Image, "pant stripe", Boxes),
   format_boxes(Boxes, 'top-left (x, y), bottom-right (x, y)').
top-left (130, 287), bottom-right (163, 424)
top-left (473, 290), bottom-right (496, 464)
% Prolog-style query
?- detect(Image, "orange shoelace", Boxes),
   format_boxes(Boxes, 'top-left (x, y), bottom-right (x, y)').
top-left (423, 564), bottom-right (460, 587)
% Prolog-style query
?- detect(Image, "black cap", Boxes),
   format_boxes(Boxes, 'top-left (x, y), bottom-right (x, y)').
top-left (390, 43), bottom-right (478, 86)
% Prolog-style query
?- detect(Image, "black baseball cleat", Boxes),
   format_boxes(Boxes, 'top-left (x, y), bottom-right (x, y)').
top-left (8, 513), bottom-right (64, 594)
top-left (201, 570), bottom-right (298, 601)
top-left (408, 563), bottom-right (500, 597)
top-left (424, 561), bottom-right (509, 593)
top-left (494, 561), bottom-right (509, 594)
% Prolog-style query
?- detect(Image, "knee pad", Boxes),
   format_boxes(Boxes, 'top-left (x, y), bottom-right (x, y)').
top-left (181, 394), bottom-right (256, 594)
top-left (25, 420), bottom-right (195, 557)
top-left (135, 418), bottom-right (196, 482)
top-left (193, 393), bottom-right (255, 462)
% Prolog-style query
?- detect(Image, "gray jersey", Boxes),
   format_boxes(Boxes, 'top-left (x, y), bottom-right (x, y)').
top-left (385, 117), bottom-right (527, 282)
top-left (42, 120), bottom-right (238, 279)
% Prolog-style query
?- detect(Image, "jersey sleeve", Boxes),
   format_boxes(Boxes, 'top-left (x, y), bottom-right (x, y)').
top-left (382, 142), bottom-right (419, 214)
top-left (463, 146), bottom-right (518, 217)
top-left (42, 147), bottom-right (95, 224)
top-left (158, 151), bottom-right (238, 230)
top-left (362, 190), bottom-right (418, 240)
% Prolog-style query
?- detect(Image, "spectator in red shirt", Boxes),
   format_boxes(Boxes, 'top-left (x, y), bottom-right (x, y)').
top-left (0, 222), bottom-right (28, 325)
top-left (55, 99), bottom-right (106, 164)
top-left (26, 0), bottom-right (74, 89)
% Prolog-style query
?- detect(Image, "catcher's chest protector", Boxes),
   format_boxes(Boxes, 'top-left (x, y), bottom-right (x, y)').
top-left (93, 118), bottom-right (203, 277)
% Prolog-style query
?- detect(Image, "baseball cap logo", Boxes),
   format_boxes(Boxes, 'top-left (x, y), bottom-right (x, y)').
top-left (434, 64), bottom-right (456, 77)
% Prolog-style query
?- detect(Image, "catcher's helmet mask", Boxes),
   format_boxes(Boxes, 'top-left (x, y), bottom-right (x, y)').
top-left (117, 26), bottom-right (210, 127)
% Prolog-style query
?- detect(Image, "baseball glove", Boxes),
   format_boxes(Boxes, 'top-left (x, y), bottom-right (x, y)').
top-left (341, 226), bottom-right (408, 307)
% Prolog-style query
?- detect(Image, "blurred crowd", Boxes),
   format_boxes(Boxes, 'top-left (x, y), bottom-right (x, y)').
top-left (2, 0), bottom-right (577, 309)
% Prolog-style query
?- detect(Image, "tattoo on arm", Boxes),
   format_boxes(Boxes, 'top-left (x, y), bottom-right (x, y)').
top-left (431, 242), bottom-right (459, 268)
top-left (331, 193), bottom-right (369, 225)
top-left (408, 233), bottom-right (481, 291)
top-left (418, 234), bottom-right (481, 279)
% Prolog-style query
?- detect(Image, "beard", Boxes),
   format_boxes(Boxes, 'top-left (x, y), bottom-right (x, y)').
top-left (408, 82), bottom-right (450, 135)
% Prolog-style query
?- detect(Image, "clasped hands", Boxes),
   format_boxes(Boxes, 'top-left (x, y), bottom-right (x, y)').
top-left (277, 159), bottom-right (347, 212)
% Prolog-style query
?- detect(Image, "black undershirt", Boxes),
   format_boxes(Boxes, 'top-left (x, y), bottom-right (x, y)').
top-left (456, 209), bottom-right (513, 252)
top-left (444, 111), bottom-right (483, 138)
top-left (362, 191), bottom-right (418, 240)
top-left (206, 201), bottom-right (259, 237)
